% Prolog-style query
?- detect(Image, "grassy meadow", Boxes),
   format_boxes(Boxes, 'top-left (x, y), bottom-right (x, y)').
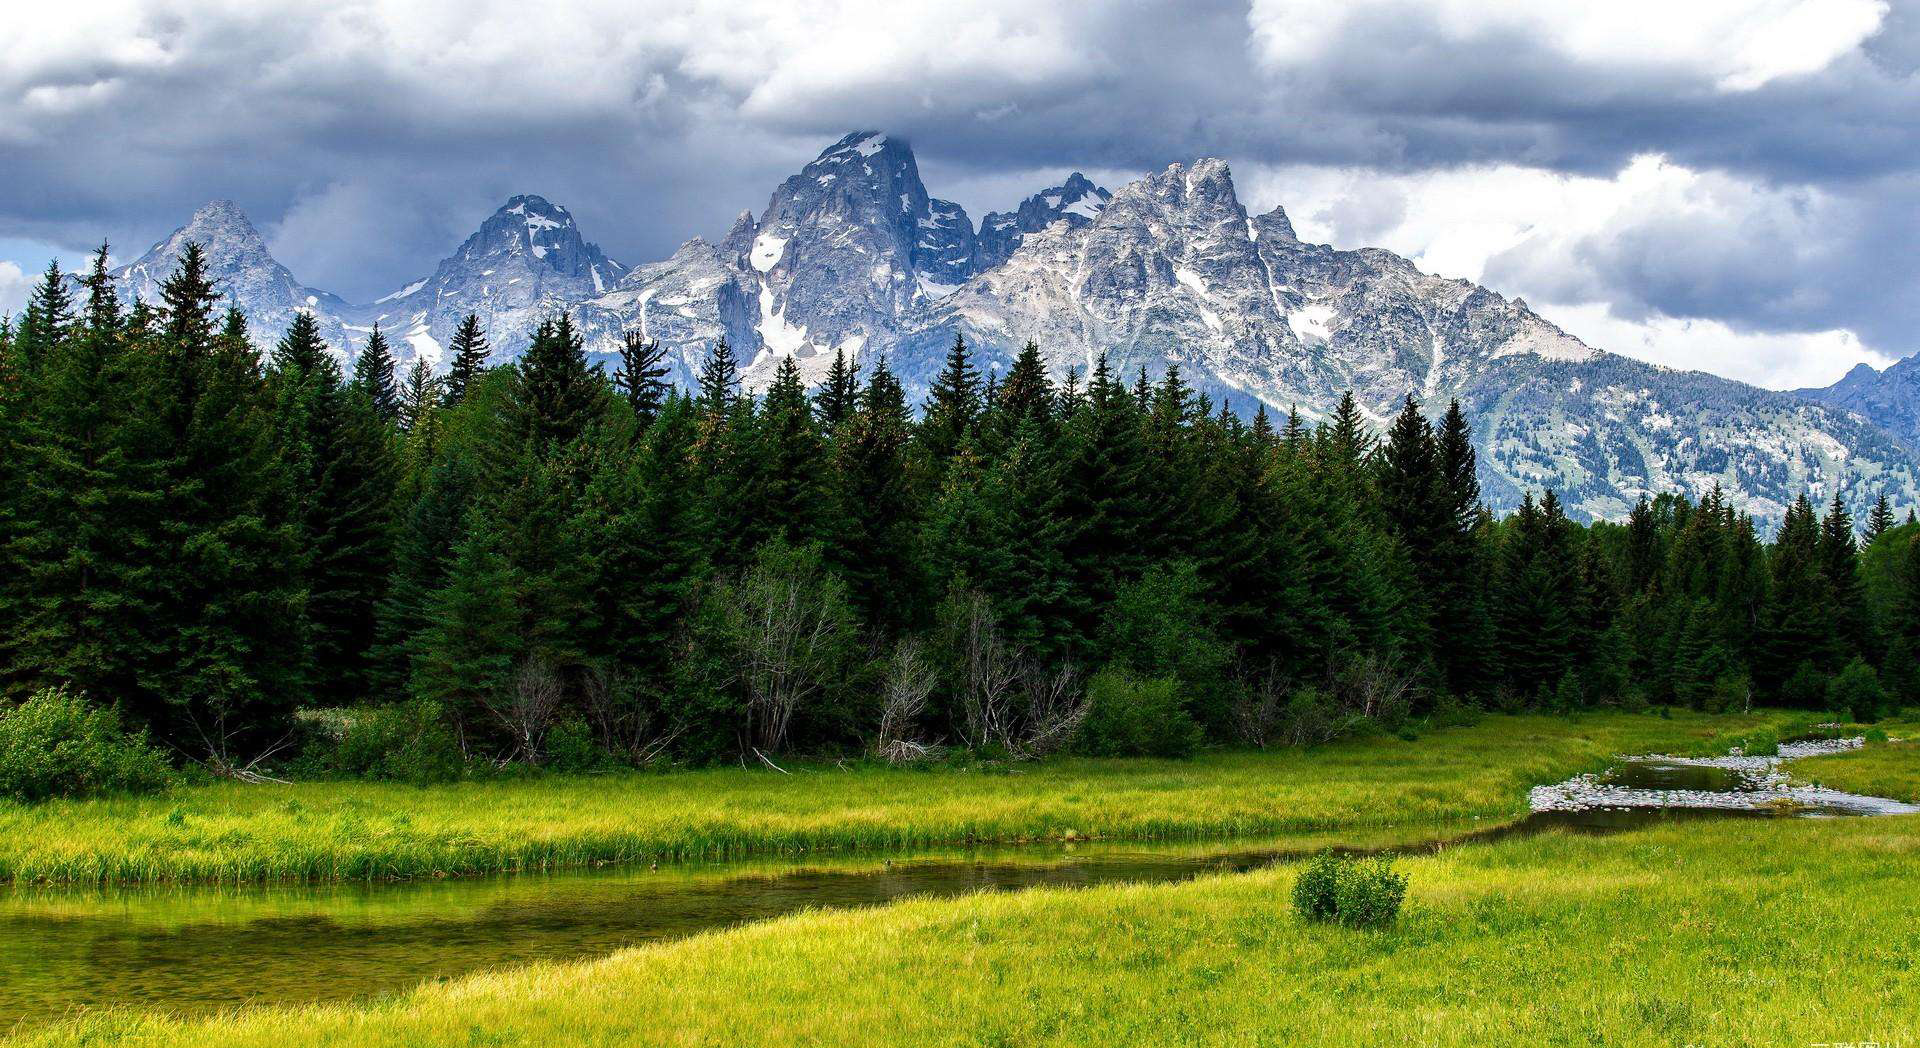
top-left (1796, 716), bottom-right (1920, 802)
top-left (0, 710), bottom-right (1802, 885)
top-left (14, 813), bottom-right (1919, 1048)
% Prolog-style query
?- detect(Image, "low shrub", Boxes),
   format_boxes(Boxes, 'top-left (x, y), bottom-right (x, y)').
top-left (1078, 666), bottom-right (1201, 758)
top-left (1291, 852), bottom-right (1409, 928)
top-left (1827, 659), bottom-right (1890, 723)
top-left (296, 700), bottom-right (465, 784)
top-left (0, 688), bottom-right (172, 802)
top-left (1781, 662), bottom-right (1829, 709)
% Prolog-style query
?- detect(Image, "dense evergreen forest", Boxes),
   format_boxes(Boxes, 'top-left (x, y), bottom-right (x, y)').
top-left (2, 246), bottom-right (1916, 776)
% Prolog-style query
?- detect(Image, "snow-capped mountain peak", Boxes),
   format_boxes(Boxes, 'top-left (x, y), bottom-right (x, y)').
top-left (975, 172), bottom-right (1115, 269)
top-left (112, 199), bottom-right (355, 359)
top-left (111, 135), bottom-right (1920, 524)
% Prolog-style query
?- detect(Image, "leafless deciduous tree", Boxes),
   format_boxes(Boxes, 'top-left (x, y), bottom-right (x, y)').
top-left (480, 659), bottom-right (564, 764)
top-left (581, 666), bottom-right (679, 766)
top-left (874, 637), bottom-right (941, 764)
top-left (1012, 657), bottom-right (1088, 759)
top-left (717, 548), bottom-right (855, 753)
top-left (946, 591), bottom-right (1088, 759)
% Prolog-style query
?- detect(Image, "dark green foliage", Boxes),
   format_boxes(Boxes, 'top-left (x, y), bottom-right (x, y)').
top-left (0, 688), bottom-right (171, 802)
top-left (919, 333), bottom-right (980, 465)
top-left (815, 347), bottom-right (860, 432)
top-left (0, 244), bottom-right (1906, 766)
top-left (1827, 658), bottom-right (1890, 722)
top-left (295, 700), bottom-right (464, 784)
top-left (1291, 852), bottom-right (1409, 927)
top-left (612, 331), bottom-right (670, 426)
top-left (352, 324), bottom-right (400, 423)
top-left (1079, 666), bottom-right (1201, 758)
top-left (442, 314), bottom-right (490, 407)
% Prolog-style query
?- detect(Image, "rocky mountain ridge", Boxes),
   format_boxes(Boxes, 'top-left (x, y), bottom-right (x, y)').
top-left (108, 135), bottom-right (1920, 523)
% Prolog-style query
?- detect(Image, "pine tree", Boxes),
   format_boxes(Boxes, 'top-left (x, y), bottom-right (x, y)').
top-left (1, 245), bottom-right (162, 702)
top-left (1320, 390), bottom-right (1376, 476)
top-left (412, 521), bottom-right (521, 735)
top-left (576, 395), bottom-right (711, 745)
top-left (748, 356), bottom-right (837, 548)
top-left (612, 330), bottom-right (670, 426)
top-left (13, 260), bottom-right (76, 374)
top-left (398, 359), bottom-right (440, 433)
top-left (919, 333), bottom-right (980, 464)
top-left (989, 341), bottom-right (1054, 444)
top-left (1762, 494), bottom-right (1838, 692)
top-left (144, 248), bottom-right (306, 753)
top-left (353, 324), bottom-right (400, 423)
top-left (499, 314), bottom-right (603, 462)
top-left (697, 337), bottom-right (740, 414)
top-left (1495, 491), bottom-right (1581, 696)
top-left (814, 346), bottom-right (861, 432)
top-left (831, 356), bottom-right (924, 632)
top-left (268, 312), bottom-right (398, 708)
top-left (1865, 494), bottom-right (1896, 544)
top-left (442, 314), bottom-right (490, 407)
top-left (1820, 493), bottom-right (1872, 660)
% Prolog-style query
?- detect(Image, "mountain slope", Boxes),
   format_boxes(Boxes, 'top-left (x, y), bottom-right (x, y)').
top-left (107, 136), bottom-right (1920, 524)
top-left (576, 131), bottom-right (980, 389)
top-left (112, 200), bottom-right (355, 359)
top-left (355, 194), bottom-right (625, 369)
top-left (892, 158), bottom-right (1918, 521)
top-left (1797, 359), bottom-right (1920, 450)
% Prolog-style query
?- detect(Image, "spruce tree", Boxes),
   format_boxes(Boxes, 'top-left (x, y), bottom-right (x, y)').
top-left (144, 248), bottom-right (306, 753)
top-left (831, 356), bottom-right (925, 632)
top-left (13, 260), bottom-right (75, 374)
top-left (442, 313), bottom-right (490, 407)
top-left (697, 337), bottom-right (740, 413)
top-left (748, 356), bottom-right (837, 548)
top-left (612, 330), bottom-right (670, 426)
top-left (353, 324), bottom-right (400, 424)
top-left (1865, 494), bottom-right (1896, 544)
top-left (269, 312), bottom-right (398, 708)
top-left (1, 245), bottom-right (161, 703)
top-left (1820, 493), bottom-right (1872, 659)
top-left (919, 333), bottom-right (980, 464)
top-left (398, 358), bottom-right (439, 433)
top-left (815, 346), bottom-right (860, 432)
top-left (1762, 494), bottom-right (1838, 692)
top-left (499, 314), bottom-right (602, 461)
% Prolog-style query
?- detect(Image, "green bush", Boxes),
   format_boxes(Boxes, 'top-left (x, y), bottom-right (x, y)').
top-left (1078, 666), bottom-right (1201, 758)
top-left (298, 700), bottom-right (465, 784)
top-left (0, 688), bottom-right (172, 802)
top-left (542, 719), bottom-right (608, 773)
top-left (1827, 659), bottom-right (1890, 723)
top-left (1291, 852), bottom-right (1408, 928)
top-left (1781, 662), bottom-right (1829, 709)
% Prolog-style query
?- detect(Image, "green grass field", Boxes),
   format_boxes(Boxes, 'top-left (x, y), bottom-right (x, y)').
top-left (1796, 716), bottom-right (1920, 802)
top-left (0, 711), bottom-right (1799, 885)
top-left (15, 814), bottom-right (1918, 1048)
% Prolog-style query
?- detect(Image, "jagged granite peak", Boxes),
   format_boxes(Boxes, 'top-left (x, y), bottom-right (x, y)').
top-left (112, 199), bottom-right (355, 359)
top-left (353, 194), bottom-right (627, 370)
top-left (112, 136), bottom-right (1920, 524)
top-left (1797, 357), bottom-right (1920, 449)
top-left (578, 130), bottom-right (980, 391)
top-left (975, 172), bottom-right (1114, 270)
top-left (894, 156), bottom-right (1917, 524)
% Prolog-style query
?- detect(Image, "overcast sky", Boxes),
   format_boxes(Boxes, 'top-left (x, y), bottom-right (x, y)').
top-left (2, 0), bottom-right (1916, 389)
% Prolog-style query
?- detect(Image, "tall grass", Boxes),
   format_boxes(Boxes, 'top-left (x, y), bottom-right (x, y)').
top-left (0, 711), bottom-right (1800, 885)
top-left (14, 814), bottom-right (1919, 1048)
top-left (1795, 715), bottom-right (1920, 801)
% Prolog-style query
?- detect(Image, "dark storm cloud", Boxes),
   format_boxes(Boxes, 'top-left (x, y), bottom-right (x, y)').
top-left (1, 0), bottom-right (1914, 359)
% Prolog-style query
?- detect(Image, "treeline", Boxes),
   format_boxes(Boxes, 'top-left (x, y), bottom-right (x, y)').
top-left (0, 247), bottom-right (1915, 774)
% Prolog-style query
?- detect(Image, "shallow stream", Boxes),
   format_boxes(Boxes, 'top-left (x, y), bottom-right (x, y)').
top-left (2, 736), bottom-right (1909, 1030)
